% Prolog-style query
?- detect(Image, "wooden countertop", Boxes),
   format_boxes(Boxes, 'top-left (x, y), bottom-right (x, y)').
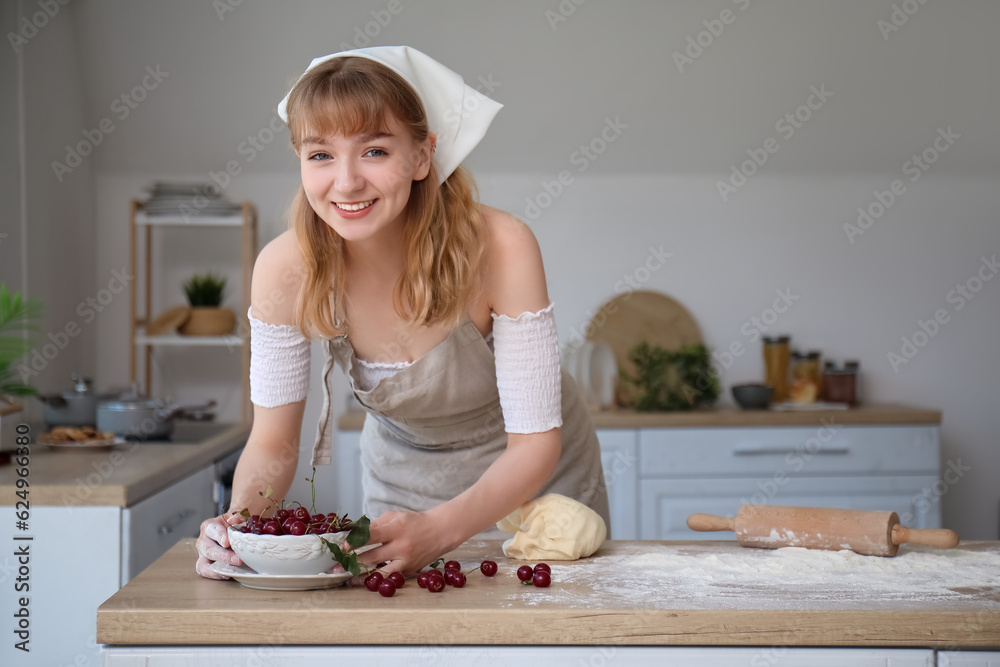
top-left (97, 539), bottom-right (999, 648)
top-left (0, 421), bottom-right (249, 507)
top-left (338, 403), bottom-right (941, 431)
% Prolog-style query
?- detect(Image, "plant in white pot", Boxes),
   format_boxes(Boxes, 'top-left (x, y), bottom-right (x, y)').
top-left (178, 272), bottom-right (236, 336)
top-left (0, 284), bottom-right (42, 450)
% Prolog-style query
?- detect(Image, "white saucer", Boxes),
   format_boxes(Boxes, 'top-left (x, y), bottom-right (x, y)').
top-left (210, 561), bottom-right (353, 591)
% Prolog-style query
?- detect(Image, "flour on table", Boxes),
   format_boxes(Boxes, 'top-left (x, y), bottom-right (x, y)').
top-left (501, 542), bottom-right (1000, 610)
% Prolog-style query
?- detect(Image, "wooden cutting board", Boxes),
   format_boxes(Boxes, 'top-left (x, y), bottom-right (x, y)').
top-left (585, 291), bottom-right (703, 407)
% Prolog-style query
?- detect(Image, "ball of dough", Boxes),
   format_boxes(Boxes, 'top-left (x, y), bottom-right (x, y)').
top-left (497, 493), bottom-right (607, 560)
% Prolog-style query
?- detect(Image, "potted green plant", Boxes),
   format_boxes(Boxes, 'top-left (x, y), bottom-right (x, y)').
top-left (619, 341), bottom-right (720, 412)
top-left (0, 284), bottom-right (42, 449)
top-left (177, 272), bottom-right (236, 336)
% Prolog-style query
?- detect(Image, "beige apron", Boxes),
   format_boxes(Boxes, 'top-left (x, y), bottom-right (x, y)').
top-left (313, 320), bottom-right (610, 539)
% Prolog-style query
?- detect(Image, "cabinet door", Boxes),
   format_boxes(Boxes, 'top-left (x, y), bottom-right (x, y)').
top-left (337, 429), bottom-right (364, 515)
top-left (122, 466), bottom-right (215, 582)
top-left (639, 426), bottom-right (940, 477)
top-left (1, 506), bottom-right (120, 667)
top-left (938, 651), bottom-right (1000, 666)
top-left (640, 475), bottom-right (941, 540)
top-left (596, 429), bottom-right (639, 540)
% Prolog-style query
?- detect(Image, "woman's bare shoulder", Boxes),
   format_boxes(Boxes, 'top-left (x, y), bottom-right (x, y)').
top-left (479, 206), bottom-right (549, 314)
top-left (480, 205), bottom-right (541, 257)
top-left (250, 230), bottom-right (305, 324)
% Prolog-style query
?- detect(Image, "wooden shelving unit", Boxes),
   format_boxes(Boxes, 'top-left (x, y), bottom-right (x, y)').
top-left (128, 200), bottom-right (258, 421)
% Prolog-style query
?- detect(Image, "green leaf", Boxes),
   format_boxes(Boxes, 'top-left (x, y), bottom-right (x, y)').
top-left (263, 484), bottom-right (273, 499)
top-left (322, 539), bottom-right (361, 577)
top-left (345, 515), bottom-right (370, 549)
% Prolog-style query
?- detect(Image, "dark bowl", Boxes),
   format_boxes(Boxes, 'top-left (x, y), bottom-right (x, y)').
top-left (731, 383), bottom-right (774, 410)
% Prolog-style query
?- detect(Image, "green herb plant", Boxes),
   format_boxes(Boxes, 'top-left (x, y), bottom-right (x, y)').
top-left (620, 341), bottom-right (720, 412)
top-left (182, 272), bottom-right (227, 307)
top-left (0, 284), bottom-right (42, 399)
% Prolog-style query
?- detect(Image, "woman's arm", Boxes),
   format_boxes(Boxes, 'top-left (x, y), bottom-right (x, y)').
top-left (363, 209), bottom-right (562, 573)
top-left (195, 231), bottom-right (308, 578)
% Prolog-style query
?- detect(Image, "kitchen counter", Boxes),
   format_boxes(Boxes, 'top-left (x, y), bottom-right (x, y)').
top-left (337, 403), bottom-right (941, 430)
top-left (98, 539), bottom-right (999, 649)
top-left (0, 420), bottom-right (250, 506)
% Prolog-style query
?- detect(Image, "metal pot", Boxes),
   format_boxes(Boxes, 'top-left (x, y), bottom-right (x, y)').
top-left (37, 374), bottom-right (118, 427)
top-left (97, 397), bottom-right (216, 441)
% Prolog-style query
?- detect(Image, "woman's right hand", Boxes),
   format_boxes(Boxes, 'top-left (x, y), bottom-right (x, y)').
top-left (195, 513), bottom-right (244, 579)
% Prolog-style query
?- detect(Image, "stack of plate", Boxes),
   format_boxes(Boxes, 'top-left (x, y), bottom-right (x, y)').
top-left (141, 182), bottom-right (242, 217)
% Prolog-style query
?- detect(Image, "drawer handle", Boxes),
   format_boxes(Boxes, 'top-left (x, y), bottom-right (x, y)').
top-left (733, 445), bottom-right (850, 456)
top-left (158, 509), bottom-right (195, 535)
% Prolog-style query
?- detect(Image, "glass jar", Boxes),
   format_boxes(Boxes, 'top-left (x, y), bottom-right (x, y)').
top-left (762, 336), bottom-right (791, 402)
top-left (821, 360), bottom-right (859, 406)
top-left (790, 351), bottom-right (821, 402)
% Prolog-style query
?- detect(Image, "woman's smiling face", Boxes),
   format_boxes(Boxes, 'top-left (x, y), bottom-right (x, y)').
top-left (299, 113), bottom-right (433, 243)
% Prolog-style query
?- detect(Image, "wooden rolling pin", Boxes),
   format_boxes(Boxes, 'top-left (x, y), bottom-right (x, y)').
top-left (687, 505), bottom-right (959, 557)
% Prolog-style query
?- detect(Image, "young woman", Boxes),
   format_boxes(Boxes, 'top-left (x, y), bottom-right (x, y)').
top-left (196, 46), bottom-right (609, 578)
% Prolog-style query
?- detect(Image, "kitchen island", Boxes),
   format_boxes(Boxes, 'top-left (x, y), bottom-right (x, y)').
top-left (0, 421), bottom-right (249, 667)
top-left (97, 538), bottom-right (999, 666)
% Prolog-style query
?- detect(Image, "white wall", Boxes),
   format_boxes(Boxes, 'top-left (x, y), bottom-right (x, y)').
top-left (2, 0), bottom-right (98, 423)
top-left (10, 1), bottom-right (1000, 539)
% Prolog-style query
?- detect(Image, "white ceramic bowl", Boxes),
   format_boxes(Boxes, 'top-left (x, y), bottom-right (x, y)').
top-left (227, 526), bottom-right (350, 576)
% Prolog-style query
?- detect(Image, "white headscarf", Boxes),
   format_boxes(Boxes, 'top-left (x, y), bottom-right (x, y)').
top-left (278, 45), bottom-right (502, 185)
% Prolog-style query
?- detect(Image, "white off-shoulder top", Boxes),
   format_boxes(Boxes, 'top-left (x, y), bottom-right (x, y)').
top-left (248, 303), bottom-right (562, 434)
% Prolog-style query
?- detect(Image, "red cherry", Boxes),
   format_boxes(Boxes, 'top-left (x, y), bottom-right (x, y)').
top-left (276, 509), bottom-right (291, 521)
top-left (378, 580), bottom-right (396, 597)
top-left (364, 572), bottom-right (384, 592)
top-left (311, 513), bottom-right (326, 523)
top-left (444, 560), bottom-right (461, 571)
top-left (516, 565), bottom-right (534, 582)
top-left (387, 572), bottom-right (405, 588)
top-left (450, 572), bottom-right (466, 588)
top-left (426, 573), bottom-right (445, 593)
top-left (444, 570), bottom-right (458, 586)
top-left (480, 560), bottom-right (498, 577)
top-left (417, 572), bottom-right (431, 589)
top-left (533, 570), bottom-right (551, 588)
top-left (293, 507), bottom-right (311, 522)
top-left (262, 520), bottom-right (282, 535)
top-left (251, 527), bottom-right (262, 535)
top-left (287, 520), bottom-right (307, 536)
top-left (533, 563), bottom-right (551, 575)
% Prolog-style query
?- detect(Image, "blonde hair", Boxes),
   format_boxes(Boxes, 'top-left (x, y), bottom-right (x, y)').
top-left (284, 57), bottom-right (487, 338)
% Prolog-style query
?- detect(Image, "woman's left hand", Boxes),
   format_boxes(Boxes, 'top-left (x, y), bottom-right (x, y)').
top-left (357, 509), bottom-right (458, 577)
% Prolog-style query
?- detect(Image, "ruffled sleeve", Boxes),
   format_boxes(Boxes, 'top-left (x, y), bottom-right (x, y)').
top-left (248, 307), bottom-right (311, 407)
top-left (492, 302), bottom-right (563, 434)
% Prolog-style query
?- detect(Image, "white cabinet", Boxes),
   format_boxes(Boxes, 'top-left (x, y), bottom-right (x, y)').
top-left (938, 652), bottom-right (1000, 666)
top-left (598, 424), bottom-right (941, 540)
top-left (0, 466), bottom-right (214, 667)
top-left (100, 645), bottom-right (940, 666)
top-left (122, 465), bottom-right (215, 581)
top-left (596, 429), bottom-right (638, 540)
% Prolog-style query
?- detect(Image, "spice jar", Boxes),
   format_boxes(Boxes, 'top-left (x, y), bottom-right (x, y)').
top-left (762, 336), bottom-right (791, 402)
top-left (821, 360), bottom-right (859, 406)
top-left (790, 350), bottom-right (821, 403)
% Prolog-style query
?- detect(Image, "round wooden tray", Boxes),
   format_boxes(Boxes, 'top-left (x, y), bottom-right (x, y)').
top-left (585, 291), bottom-right (703, 407)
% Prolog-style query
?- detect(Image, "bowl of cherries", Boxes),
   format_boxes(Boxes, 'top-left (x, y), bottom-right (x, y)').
top-left (228, 505), bottom-right (369, 576)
